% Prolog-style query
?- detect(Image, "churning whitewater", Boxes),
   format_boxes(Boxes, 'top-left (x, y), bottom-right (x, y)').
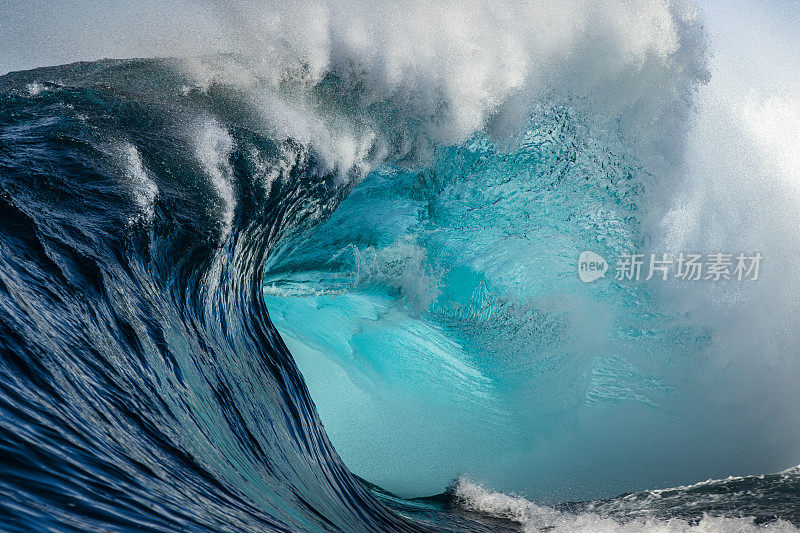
top-left (2, 0), bottom-right (800, 531)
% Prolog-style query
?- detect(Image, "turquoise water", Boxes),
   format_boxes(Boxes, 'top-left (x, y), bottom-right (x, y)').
top-left (262, 106), bottom-right (770, 501)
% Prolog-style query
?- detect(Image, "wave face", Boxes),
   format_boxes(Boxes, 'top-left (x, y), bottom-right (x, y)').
top-left (0, 60), bottom-right (431, 532)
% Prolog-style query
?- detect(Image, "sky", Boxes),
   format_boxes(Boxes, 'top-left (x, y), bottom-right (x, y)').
top-left (0, 0), bottom-right (227, 75)
top-left (701, 0), bottom-right (800, 96)
top-left (1, 1), bottom-right (799, 81)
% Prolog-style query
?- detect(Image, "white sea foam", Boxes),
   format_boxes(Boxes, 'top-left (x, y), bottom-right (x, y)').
top-left (25, 81), bottom-right (44, 96)
top-left (31, 0), bottom-right (690, 177)
top-left (119, 143), bottom-right (158, 222)
top-left (6, 0), bottom-right (710, 182)
top-left (652, 12), bottom-right (800, 464)
top-left (188, 0), bottom-right (706, 174)
top-left (249, 141), bottom-right (304, 194)
top-left (194, 120), bottom-right (236, 240)
top-left (451, 478), bottom-right (799, 533)
top-left (337, 240), bottom-right (443, 314)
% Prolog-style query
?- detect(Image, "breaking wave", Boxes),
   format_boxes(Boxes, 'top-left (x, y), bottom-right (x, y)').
top-left (1, 1), bottom-right (800, 531)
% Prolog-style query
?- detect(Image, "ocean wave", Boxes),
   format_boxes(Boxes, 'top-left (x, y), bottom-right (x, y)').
top-left (1, 0), bottom-right (799, 530)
